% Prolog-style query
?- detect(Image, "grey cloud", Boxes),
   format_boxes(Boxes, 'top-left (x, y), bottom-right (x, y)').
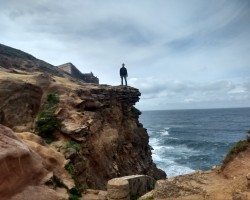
top-left (1, 0), bottom-right (250, 110)
top-left (133, 78), bottom-right (250, 110)
top-left (130, 78), bottom-right (249, 106)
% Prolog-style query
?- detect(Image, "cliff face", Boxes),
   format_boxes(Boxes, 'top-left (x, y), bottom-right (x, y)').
top-left (0, 68), bottom-right (166, 192)
top-left (57, 85), bottom-right (166, 189)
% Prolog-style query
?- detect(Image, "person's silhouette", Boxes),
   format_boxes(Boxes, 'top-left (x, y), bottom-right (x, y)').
top-left (120, 63), bottom-right (128, 86)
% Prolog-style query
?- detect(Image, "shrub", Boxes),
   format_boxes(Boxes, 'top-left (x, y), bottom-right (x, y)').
top-left (248, 130), bottom-right (250, 134)
top-left (222, 140), bottom-right (248, 169)
top-left (43, 134), bottom-right (59, 144)
top-left (69, 186), bottom-right (82, 197)
top-left (66, 141), bottom-right (81, 152)
top-left (65, 163), bottom-right (75, 176)
top-left (35, 109), bottom-right (62, 138)
top-left (35, 93), bottom-right (62, 139)
top-left (47, 93), bottom-right (59, 105)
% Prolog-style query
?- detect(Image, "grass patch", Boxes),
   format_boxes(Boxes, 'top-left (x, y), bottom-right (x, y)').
top-left (222, 140), bottom-right (248, 169)
top-left (65, 163), bottom-right (75, 176)
top-left (66, 141), bottom-right (81, 152)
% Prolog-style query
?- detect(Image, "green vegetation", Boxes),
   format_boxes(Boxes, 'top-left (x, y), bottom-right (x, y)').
top-left (47, 93), bottom-right (59, 105)
top-left (35, 110), bottom-right (61, 138)
top-left (69, 186), bottom-right (82, 200)
top-left (43, 134), bottom-right (59, 144)
top-left (222, 140), bottom-right (248, 169)
top-left (66, 141), bottom-right (81, 152)
top-left (64, 162), bottom-right (82, 200)
top-left (248, 130), bottom-right (250, 134)
top-left (45, 175), bottom-right (67, 189)
top-left (45, 175), bottom-right (82, 200)
top-left (65, 163), bottom-right (75, 176)
top-left (35, 93), bottom-right (62, 139)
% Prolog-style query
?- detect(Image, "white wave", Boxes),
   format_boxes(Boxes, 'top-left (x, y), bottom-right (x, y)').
top-left (149, 137), bottom-right (161, 147)
top-left (149, 138), bottom-right (197, 177)
top-left (170, 144), bottom-right (200, 155)
top-left (167, 136), bottom-right (178, 140)
top-left (161, 130), bottom-right (169, 136)
top-left (158, 127), bottom-right (170, 136)
top-left (164, 165), bottom-right (194, 177)
top-left (149, 129), bottom-right (198, 177)
top-left (152, 153), bottom-right (194, 177)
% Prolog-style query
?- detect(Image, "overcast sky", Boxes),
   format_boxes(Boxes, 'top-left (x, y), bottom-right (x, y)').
top-left (1, 0), bottom-right (250, 110)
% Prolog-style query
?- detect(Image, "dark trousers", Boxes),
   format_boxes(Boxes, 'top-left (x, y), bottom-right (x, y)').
top-left (121, 76), bottom-right (127, 86)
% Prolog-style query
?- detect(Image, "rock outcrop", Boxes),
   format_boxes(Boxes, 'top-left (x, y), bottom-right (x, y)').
top-left (0, 125), bottom-right (45, 199)
top-left (52, 83), bottom-right (166, 189)
top-left (0, 43), bottom-right (166, 195)
top-left (0, 125), bottom-right (73, 200)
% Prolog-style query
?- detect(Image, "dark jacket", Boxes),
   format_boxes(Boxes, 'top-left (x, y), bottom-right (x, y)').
top-left (120, 67), bottom-right (127, 76)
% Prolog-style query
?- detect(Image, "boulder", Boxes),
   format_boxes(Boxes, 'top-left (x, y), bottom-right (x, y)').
top-left (0, 125), bottom-right (47, 199)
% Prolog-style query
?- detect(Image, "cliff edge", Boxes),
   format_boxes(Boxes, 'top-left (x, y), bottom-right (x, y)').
top-left (0, 44), bottom-right (166, 199)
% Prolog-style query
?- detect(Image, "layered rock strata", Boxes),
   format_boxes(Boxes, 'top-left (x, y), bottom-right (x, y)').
top-left (0, 68), bottom-right (166, 191)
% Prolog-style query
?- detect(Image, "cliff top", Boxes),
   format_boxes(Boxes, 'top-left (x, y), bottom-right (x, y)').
top-left (0, 43), bottom-right (99, 83)
top-left (0, 43), bottom-right (36, 60)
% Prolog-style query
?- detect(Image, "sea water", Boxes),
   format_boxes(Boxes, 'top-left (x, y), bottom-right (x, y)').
top-left (139, 107), bottom-right (250, 177)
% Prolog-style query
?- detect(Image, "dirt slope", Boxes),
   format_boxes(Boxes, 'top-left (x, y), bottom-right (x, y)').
top-left (153, 143), bottom-right (250, 200)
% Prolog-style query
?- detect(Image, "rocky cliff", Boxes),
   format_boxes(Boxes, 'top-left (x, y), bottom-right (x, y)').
top-left (0, 43), bottom-right (97, 83)
top-left (0, 44), bottom-right (166, 198)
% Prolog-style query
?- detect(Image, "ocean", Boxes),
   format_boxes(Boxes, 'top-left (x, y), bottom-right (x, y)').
top-left (139, 107), bottom-right (250, 177)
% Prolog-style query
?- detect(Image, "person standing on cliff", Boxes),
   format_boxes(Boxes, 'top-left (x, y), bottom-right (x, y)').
top-left (120, 63), bottom-right (128, 86)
